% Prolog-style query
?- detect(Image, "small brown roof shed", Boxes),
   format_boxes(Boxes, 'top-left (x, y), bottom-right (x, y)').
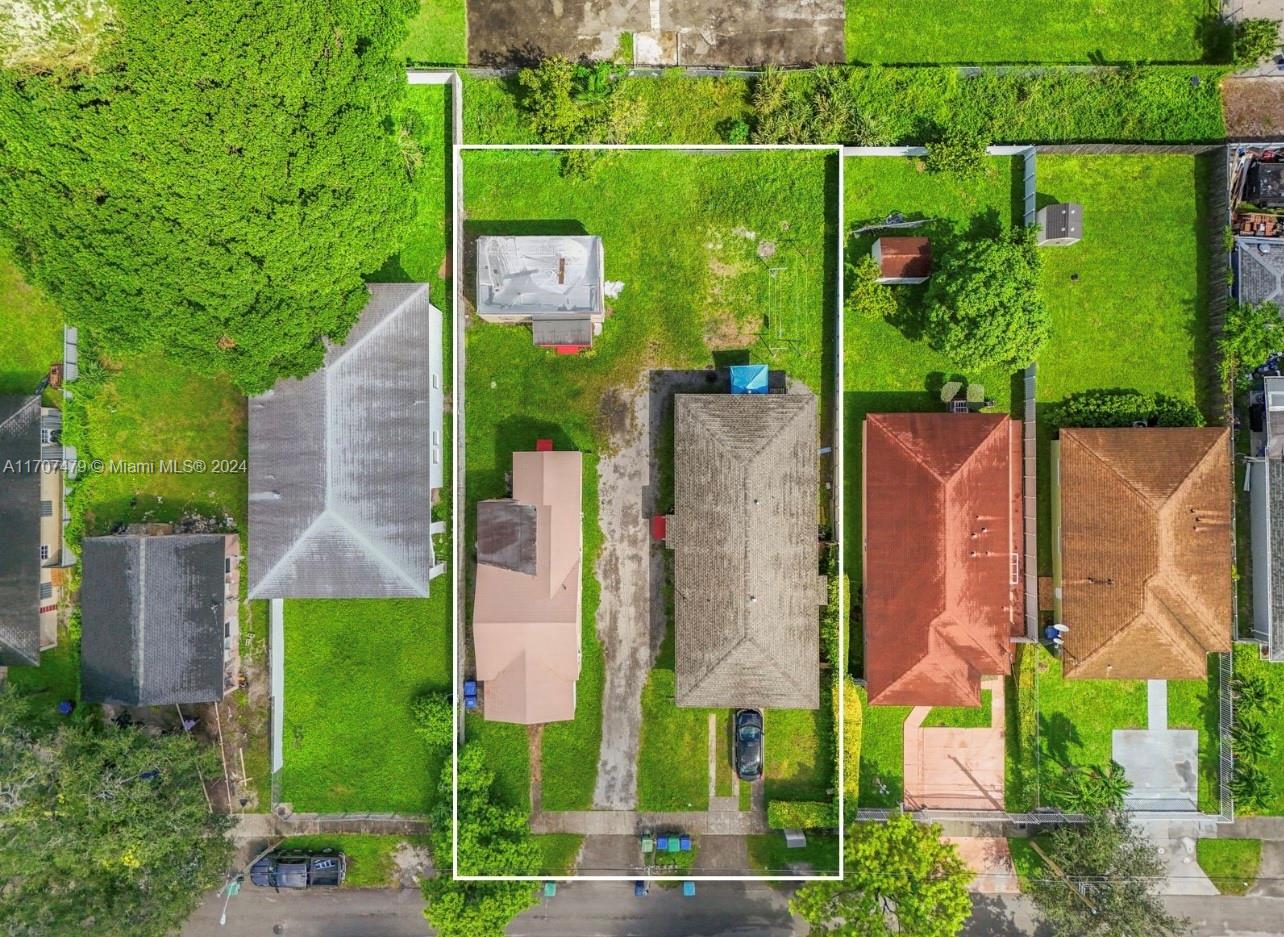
top-left (873, 237), bottom-right (932, 280)
top-left (1059, 427), bottom-right (1232, 680)
top-left (863, 413), bottom-right (1022, 707)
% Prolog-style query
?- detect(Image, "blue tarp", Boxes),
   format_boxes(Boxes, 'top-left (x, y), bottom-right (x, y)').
top-left (729, 364), bottom-right (768, 395)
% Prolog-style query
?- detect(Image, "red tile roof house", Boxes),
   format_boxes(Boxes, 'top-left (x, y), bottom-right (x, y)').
top-left (871, 237), bottom-right (932, 285)
top-left (863, 413), bottom-right (1023, 707)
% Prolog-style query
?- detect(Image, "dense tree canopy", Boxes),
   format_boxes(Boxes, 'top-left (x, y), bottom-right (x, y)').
top-left (0, 0), bottom-right (418, 392)
top-left (422, 745), bottom-right (539, 937)
top-left (0, 690), bottom-right (233, 937)
top-left (791, 814), bottom-right (972, 936)
top-left (1027, 810), bottom-right (1186, 937)
top-left (1219, 300), bottom-right (1284, 392)
top-left (924, 227), bottom-right (1048, 370)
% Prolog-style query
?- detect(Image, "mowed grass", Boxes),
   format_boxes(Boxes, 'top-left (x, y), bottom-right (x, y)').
top-left (765, 698), bottom-right (833, 802)
top-left (747, 832), bottom-right (839, 875)
top-left (843, 155), bottom-right (1022, 588)
top-left (1026, 645), bottom-right (1147, 808)
top-left (856, 687), bottom-right (908, 808)
top-left (399, 0), bottom-right (466, 65)
top-left (464, 149), bottom-right (834, 812)
top-left (1197, 838), bottom-right (1262, 895)
top-left (282, 597), bottom-right (451, 814)
top-left (922, 690), bottom-right (992, 729)
top-left (1035, 154), bottom-right (1213, 571)
top-left (1232, 642), bottom-right (1284, 816)
top-left (533, 834), bottom-right (583, 875)
top-left (1169, 660), bottom-right (1221, 816)
top-left (74, 352), bottom-right (247, 534)
top-left (638, 620), bottom-right (712, 811)
top-left (0, 256), bottom-right (62, 394)
top-left (845, 0), bottom-right (1217, 65)
top-left (275, 834), bottom-right (417, 888)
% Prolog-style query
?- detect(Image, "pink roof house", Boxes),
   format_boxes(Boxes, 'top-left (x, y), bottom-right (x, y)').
top-left (472, 449), bottom-right (583, 724)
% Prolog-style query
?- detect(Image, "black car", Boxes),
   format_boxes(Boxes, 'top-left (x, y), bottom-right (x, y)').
top-left (734, 709), bottom-right (763, 781)
top-left (249, 850), bottom-right (347, 889)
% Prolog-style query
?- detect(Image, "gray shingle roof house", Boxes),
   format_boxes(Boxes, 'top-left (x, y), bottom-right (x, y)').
top-left (1252, 375), bottom-right (1284, 661)
top-left (1236, 238), bottom-right (1284, 308)
top-left (81, 533), bottom-right (240, 706)
top-left (666, 392), bottom-right (824, 709)
top-left (248, 284), bottom-right (445, 598)
top-left (0, 395), bottom-right (66, 667)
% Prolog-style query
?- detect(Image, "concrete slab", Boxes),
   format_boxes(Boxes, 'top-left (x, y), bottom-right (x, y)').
top-left (1147, 679), bottom-right (1168, 730)
top-left (944, 837), bottom-right (1020, 895)
top-left (1113, 728), bottom-right (1199, 812)
top-left (1145, 821), bottom-right (1219, 896)
top-left (1249, 840), bottom-right (1284, 897)
top-left (467, 0), bottom-right (844, 67)
top-left (903, 676), bottom-right (1005, 811)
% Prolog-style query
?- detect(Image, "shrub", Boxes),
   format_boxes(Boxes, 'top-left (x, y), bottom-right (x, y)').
top-left (1055, 762), bottom-right (1132, 813)
top-left (924, 227), bottom-right (1047, 369)
top-left (767, 800), bottom-right (839, 830)
top-left (1054, 388), bottom-right (1204, 428)
top-left (819, 547), bottom-right (841, 671)
top-left (720, 117), bottom-right (751, 145)
top-left (1234, 19), bottom-right (1281, 67)
top-left (412, 691), bottom-right (454, 751)
top-left (923, 124), bottom-right (990, 179)
top-left (838, 676), bottom-right (861, 820)
top-left (845, 255), bottom-right (897, 321)
top-left (1219, 300), bottom-right (1284, 392)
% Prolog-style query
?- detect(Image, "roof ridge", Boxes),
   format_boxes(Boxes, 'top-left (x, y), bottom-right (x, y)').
top-left (0, 395), bottom-right (37, 437)
top-left (326, 508), bottom-right (429, 597)
top-left (326, 285), bottom-right (422, 367)
top-left (1063, 430), bottom-right (1158, 507)
top-left (872, 417), bottom-right (948, 485)
top-left (248, 511), bottom-right (329, 598)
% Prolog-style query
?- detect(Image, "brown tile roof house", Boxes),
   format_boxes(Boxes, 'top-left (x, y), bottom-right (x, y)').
top-left (668, 393), bottom-right (823, 710)
top-left (872, 236), bottom-right (932, 284)
top-left (863, 413), bottom-right (1022, 707)
top-left (1058, 428), bottom-right (1232, 680)
top-left (473, 449), bottom-right (583, 724)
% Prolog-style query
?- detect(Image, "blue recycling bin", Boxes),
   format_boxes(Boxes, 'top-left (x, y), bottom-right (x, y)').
top-left (634, 880), bottom-right (648, 896)
top-left (679, 835), bottom-right (691, 852)
top-left (656, 835), bottom-right (669, 851)
top-left (682, 881), bottom-right (696, 897)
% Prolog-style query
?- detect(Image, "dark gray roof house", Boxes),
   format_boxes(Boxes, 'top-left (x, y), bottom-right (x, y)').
top-left (248, 284), bottom-right (445, 598)
top-left (81, 535), bottom-right (233, 705)
top-left (1252, 375), bottom-right (1284, 661)
top-left (667, 393), bottom-right (824, 710)
top-left (0, 396), bottom-right (43, 666)
top-left (1236, 238), bottom-right (1284, 308)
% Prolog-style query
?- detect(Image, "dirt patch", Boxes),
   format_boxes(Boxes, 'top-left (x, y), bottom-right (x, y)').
top-left (392, 841), bottom-right (434, 889)
top-left (467, 0), bottom-right (843, 67)
top-left (1224, 78), bottom-right (1284, 139)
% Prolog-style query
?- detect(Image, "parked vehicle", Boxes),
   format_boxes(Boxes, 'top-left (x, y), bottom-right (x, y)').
top-left (249, 850), bottom-right (347, 890)
top-left (733, 708), bottom-right (763, 781)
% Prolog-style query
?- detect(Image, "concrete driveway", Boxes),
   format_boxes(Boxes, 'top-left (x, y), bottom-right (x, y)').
top-left (467, 0), bottom-right (844, 67)
top-left (903, 676), bottom-right (1006, 810)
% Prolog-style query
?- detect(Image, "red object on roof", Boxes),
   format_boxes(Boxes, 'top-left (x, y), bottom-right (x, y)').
top-left (553, 344), bottom-right (588, 355)
top-left (862, 413), bottom-right (1022, 707)
top-left (874, 237), bottom-right (932, 280)
top-left (535, 439), bottom-right (554, 452)
top-left (650, 515), bottom-right (667, 541)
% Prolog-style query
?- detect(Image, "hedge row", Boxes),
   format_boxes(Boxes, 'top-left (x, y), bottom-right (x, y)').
top-left (463, 65), bottom-right (1227, 146)
top-left (767, 800), bottom-right (839, 830)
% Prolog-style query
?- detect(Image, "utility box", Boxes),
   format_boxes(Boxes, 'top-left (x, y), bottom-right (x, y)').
top-left (1037, 204), bottom-right (1083, 247)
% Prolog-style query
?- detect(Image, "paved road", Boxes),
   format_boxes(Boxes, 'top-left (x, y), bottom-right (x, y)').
top-left (184, 883), bottom-right (1284, 937)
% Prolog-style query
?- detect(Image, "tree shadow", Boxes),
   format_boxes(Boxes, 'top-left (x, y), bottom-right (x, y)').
top-left (1038, 711), bottom-right (1084, 774)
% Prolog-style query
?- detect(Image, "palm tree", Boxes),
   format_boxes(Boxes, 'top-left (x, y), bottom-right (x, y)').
top-left (1233, 716), bottom-right (1276, 762)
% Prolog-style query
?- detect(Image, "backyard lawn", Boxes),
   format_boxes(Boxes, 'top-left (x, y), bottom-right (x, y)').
top-left (399, 0), bottom-right (467, 65)
top-left (845, 0), bottom-right (1217, 64)
top-left (0, 256), bottom-right (62, 394)
top-left (463, 148), bottom-right (835, 816)
top-left (281, 597), bottom-right (451, 813)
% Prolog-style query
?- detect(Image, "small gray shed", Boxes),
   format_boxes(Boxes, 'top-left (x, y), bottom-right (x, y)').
top-left (1037, 204), bottom-right (1083, 247)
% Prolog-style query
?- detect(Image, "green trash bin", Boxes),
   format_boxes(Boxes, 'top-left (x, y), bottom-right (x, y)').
top-left (668, 836), bottom-right (680, 854)
top-left (543, 882), bottom-right (556, 897)
top-left (641, 834), bottom-right (653, 854)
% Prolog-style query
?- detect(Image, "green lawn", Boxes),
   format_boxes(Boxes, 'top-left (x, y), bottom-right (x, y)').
top-left (843, 154), bottom-right (1022, 590)
top-left (765, 698), bottom-right (833, 802)
top-left (281, 598), bottom-right (451, 813)
top-left (1197, 838), bottom-right (1262, 895)
top-left (638, 621), bottom-right (712, 811)
top-left (463, 148), bottom-right (834, 815)
top-left (1023, 645), bottom-right (1147, 809)
top-left (855, 687), bottom-right (908, 808)
top-left (399, 0), bottom-right (467, 65)
top-left (747, 832), bottom-right (840, 875)
top-left (1168, 660), bottom-right (1221, 816)
top-left (533, 834), bottom-right (583, 875)
top-left (1007, 836), bottom-right (1049, 892)
top-left (276, 834), bottom-right (417, 888)
top-left (922, 690), bottom-right (992, 729)
top-left (845, 0), bottom-right (1217, 65)
top-left (0, 256), bottom-right (62, 394)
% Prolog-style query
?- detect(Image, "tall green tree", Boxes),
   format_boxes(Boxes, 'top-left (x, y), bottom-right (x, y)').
top-left (1219, 300), bottom-right (1284, 392)
top-left (1027, 810), bottom-right (1187, 937)
top-left (924, 227), bottom-right (1048, 370)
top-left (0, 0), bottom-right (418, 393)
top-left (791, 814), bottom-right (972, 936)
top-left (422, 745), bottom-right (539, 937)
top-left (0, 689), bottom-right (233, 937)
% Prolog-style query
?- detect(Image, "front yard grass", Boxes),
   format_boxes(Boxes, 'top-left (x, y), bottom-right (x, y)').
top-left (282, 597), bottom-right (451, 814)
top-left (855, 686), bottom-right (908, 808)
top-left (533, 834), bottom-right (583, 875)
top-left (0, 256), bottom-right (62, 394)
top-left (922, 690), bottom-right (992, 729)
top-left (747, 832), bottom-right (839, 875)
top-left (463, 148), bottom-right (834, 815)
top-left (1197, 838), bottom-right (1262, 895)
top-left (1231, 642), bottom-right (1284, 816)
top-left (1169, 660), bottom-right (1221, 816)
top-left (845, 0), bottom-right (1217, 65)
top-left (275, 834), bottom-right (417, 888)
top-left (765, 698), bottom-right (833, 802)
